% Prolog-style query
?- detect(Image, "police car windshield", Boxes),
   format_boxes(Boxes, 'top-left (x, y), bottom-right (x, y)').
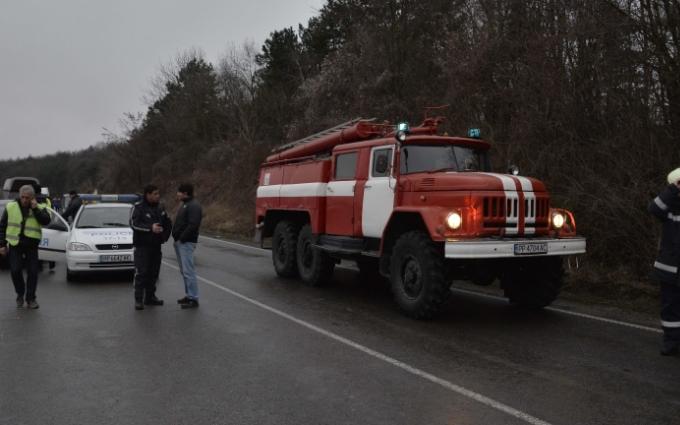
top-left (76, 206), bottom-right (132, 229)
top-left (400, 145), bottom-right (488, 174)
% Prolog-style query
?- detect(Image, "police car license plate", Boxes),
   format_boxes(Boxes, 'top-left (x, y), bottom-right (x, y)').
top-left (100, 254), bottom-right (132, 262)
top-left (513, 242), bottom-right (548, 256)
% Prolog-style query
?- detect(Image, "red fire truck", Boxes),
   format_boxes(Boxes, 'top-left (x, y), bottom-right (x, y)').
top-left (255, 117), bottom-right (586, 318)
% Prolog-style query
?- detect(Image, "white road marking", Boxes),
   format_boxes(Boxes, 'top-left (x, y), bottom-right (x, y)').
top-left (162, 260), bottom-right (554, 425)
top-left (198, 236), bottom-right (663, 334)
top-left (450, 288), bottom-right (662, 334)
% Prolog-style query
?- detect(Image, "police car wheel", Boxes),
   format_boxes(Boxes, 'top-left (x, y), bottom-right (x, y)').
top-left (66, 268), bottom-right (77, 282)
top-left (390, 231), bottom-right (450, 319)
top-left (500, 256), bottom-right (563, 309)
top-left (272, 220), bottom-right (299, 278)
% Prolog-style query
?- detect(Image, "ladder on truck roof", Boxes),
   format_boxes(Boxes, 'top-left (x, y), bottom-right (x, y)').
top-left (271, 118), bottom-right (375, 153)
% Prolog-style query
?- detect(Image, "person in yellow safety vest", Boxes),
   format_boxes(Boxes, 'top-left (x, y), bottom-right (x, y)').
top-left (0, 185), bottom-right (52, 309)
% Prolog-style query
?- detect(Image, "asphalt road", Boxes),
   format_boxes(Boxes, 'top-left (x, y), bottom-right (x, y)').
top-left (1, 237), bottom-right (679, 425)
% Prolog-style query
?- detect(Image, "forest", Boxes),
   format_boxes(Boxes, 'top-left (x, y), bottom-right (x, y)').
top-left (1, 0), bottom-right (679, 296)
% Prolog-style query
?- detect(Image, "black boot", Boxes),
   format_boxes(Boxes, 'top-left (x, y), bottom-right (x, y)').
top-left (177, 296), bottom-right (190, 304)
top-left (181, 299), bottom-right (199, 309)
top-left (144, 296), bottom-right (164, 306)
top-left (135, 300), bottom-right (144, 310)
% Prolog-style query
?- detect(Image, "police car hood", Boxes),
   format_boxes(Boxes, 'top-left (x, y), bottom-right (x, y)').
top-left (72, 228), bottom-right (133, 247)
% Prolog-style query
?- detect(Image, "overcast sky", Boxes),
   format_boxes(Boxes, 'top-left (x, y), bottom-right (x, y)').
top-left (0, 0), bottom-right (324, 160)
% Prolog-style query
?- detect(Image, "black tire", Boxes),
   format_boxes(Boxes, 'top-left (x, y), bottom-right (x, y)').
top-left (66, 268), bottom-right (77, 282)
top-left (296, 224), bottom-right (334, 286)
top-left (389, 231), bottom-right (450, 319)
top-left (500, 256), bottom-right (563, 309)
top-left (272, 220), bottom-right (299, 278)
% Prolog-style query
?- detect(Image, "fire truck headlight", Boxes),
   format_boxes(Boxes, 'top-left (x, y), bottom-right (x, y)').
top-left (551, 212), bottom-right (565, 229)
top-left (446, 212), bottom-right (462, 230)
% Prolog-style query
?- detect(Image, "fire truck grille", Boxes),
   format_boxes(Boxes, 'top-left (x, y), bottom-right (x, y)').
top-left (482, 196), bottom-right (549, 229)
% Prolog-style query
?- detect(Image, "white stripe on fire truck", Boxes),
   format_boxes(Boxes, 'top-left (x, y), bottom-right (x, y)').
top-left (256, 181), bottom-right (360, 198)
top-left (514, 176), bottom-right (536, 235)
top-left (667, 213), bottom-right (680, 222)
top-left (481, 173), bottom-right (519, 235)
top-left (661, 320), bottom-right (680, 328)
top-left (257, 182), bottom-right (328, 198)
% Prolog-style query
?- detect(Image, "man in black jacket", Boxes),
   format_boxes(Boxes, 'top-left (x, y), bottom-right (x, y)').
top-left (173, 183), bottom-right (202, 309)
top-left (130, 184), bottom-right (172, 310)
top-left (649, 168), bottom-right (680, 356)
top-left (61, 191), bottom-right (82, 223)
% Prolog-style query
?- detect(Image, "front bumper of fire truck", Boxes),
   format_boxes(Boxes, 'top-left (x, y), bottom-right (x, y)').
top-left (444, 237), bottom-right (586, 259)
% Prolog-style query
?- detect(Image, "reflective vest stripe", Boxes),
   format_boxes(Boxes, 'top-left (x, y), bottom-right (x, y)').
top-left (654, 196), bottom-right (668, 211)
top-left (654, 261), bottom-right (678, 274)
top-left (661, 320), bottom-right (680, 328)
top-left (667, 213), bottom-right (680, 222)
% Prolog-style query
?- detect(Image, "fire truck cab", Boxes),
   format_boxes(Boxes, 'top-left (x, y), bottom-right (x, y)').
top-left (255, 118), bottom-right (586, 319)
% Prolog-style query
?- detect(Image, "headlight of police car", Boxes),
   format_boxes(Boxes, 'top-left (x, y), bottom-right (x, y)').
top-left (69, 242), bottom-right (92, 251)
top-left (551, 212), bottom-right (565, 229)
top-left (446, 212), bottom-right (462, 230)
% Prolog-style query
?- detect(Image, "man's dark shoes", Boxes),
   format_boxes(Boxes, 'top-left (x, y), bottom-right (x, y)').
top-left (660, 341), bottom-right (680, 356)
top-left (134, 301), bottom-right (144, 310)
top-left (16, 296), bottom-right (24, 308)
top-left (177, 296), bottom-right (190, 305)
top-left (144, 297), bottom-right (164, 306)
top-left (26, 300), bottom-right (39, 309)
top-left (181, 299), bottom-right (199, 309)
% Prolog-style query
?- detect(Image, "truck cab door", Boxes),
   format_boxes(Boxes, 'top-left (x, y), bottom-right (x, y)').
top-left (326, 151), bottom-right (357, 236)
top-left (362, 146), bottom-right (395, 238)
top-left (39, 207), bottom-right (69, 262)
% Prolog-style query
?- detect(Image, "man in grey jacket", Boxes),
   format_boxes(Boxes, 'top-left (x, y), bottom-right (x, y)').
top-left (173, 183), bottom-right (202, 309)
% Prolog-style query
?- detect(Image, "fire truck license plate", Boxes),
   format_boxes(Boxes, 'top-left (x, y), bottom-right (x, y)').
top-left (100, 254), bottom-right (132, 263)
top-left (513, 242), bottom-right (548, 256)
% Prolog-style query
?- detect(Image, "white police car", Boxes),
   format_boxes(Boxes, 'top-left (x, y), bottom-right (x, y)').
top-left (39, 195), bottom-right (138, 281)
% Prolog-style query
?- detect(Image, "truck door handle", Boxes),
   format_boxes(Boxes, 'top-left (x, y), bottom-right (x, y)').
top-left (365, 185), bottom-right (372, 189)
top-left (327, 186), bottom-right (334, 193)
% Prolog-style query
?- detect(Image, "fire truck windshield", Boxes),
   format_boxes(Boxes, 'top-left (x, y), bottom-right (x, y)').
top-left (400, 145), bottom-right (488, 174)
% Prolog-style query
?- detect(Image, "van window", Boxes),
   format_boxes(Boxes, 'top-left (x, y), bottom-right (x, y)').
top-left (334, 152), bottom-right (358, 180)
top-left (371, 148), bottom-right (393, 177)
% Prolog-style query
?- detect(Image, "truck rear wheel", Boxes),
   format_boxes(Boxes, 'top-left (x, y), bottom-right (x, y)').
top-left (272, 220), bottom-right (299, 278)
top-left (296, 224), bottom-right (334, 286)
top-left (500, 257), bottom-right (563, 309)
top-left (390, 231), bottom-right (450, 319)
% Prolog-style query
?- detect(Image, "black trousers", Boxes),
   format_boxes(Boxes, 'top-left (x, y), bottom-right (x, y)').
top-left (133, 245), bottom-right (162, 302)
top-left (661, 281), bottom-right (680, 343)
top-left (9, 244), bottom-right (40, 301)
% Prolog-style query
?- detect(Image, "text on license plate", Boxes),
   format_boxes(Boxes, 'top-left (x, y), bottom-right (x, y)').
top-left (513, 242), bottom-right (548, 256)
top-left (100, 254), bottom-right (132, 262)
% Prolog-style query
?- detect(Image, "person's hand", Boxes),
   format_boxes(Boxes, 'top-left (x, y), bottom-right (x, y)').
top-left (0, 246), bottom-right (7, 257)
top-left (30, 199), bottom-right (38, 209)
top-left (152, 223), bottom-right (163, 234)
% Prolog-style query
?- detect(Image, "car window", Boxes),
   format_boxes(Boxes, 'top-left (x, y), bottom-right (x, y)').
top-left (334, 152), bottom-right (358, 180)
top-left (371, 148), bottom-right (393, 178)
top-left (76, 206), bottom-right (132, 229)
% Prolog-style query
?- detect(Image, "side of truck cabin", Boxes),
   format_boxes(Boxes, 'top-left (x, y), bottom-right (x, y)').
top-left (2, 177), bottom-right (40, 199)
top-left (255, 118), bottom-right (586, 319)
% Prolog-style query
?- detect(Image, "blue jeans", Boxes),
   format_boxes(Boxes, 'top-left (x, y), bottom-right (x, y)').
top-left (174, 241), bottom-right (198, 300)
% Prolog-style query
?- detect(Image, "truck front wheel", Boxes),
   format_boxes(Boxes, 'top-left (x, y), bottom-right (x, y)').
top-left (500, 257), bottom-right (563, 309)
top-left (296, 224), bottom-right (334, 286)
top-left (390, 231), bottom-right (450, 319)
top-left (272, 220), bottom-right (299, 278)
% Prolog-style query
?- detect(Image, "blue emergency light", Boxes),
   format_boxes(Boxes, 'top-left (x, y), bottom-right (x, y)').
top-left (467, 128), bottom-right (481, 139)
top-left (79, 194), bottom-right (140, 204)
